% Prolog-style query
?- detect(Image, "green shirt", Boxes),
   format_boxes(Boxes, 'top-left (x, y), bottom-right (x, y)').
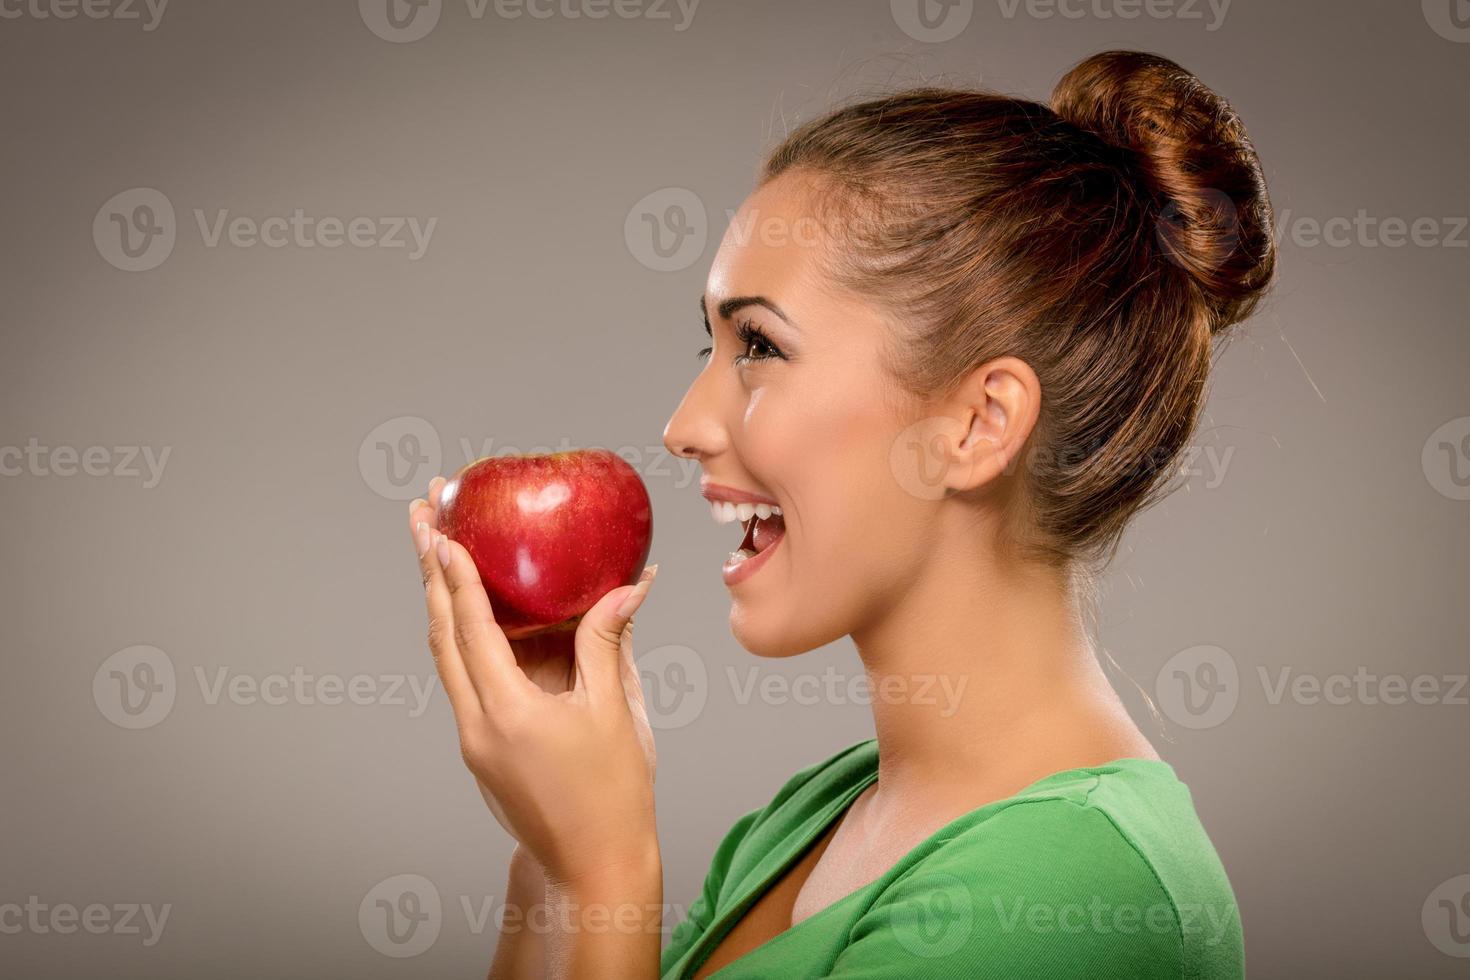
top-left (660, 738), bottom-right (1243, 979)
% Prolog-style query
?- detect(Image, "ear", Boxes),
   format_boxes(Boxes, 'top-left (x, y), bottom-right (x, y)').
top-left (940, 356), bottom-right (1040, 494)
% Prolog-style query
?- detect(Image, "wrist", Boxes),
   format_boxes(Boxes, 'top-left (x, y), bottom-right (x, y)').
top-left (543, 845), bottom-right (663, 959)
top-left (546, 838), bottom-right (662, 894)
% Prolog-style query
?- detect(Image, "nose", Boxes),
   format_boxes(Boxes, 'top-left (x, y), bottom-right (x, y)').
top-left (662, 370), bottom-right (727, 463)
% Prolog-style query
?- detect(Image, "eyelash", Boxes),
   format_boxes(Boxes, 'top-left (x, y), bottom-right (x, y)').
top-left (697, 317), bottom-right (785, 365)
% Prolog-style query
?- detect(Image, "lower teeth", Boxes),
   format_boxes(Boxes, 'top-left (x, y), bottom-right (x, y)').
top-left (726, 548), bottom-right (757, 565)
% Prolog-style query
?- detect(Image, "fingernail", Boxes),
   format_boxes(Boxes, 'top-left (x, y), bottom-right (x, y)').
top-left (409, 497), bottom-right (427, 512)
top-left (436, 533), bottom-right (452, 569)
top-left (616, 563), bottom-right (658, 618)
top-left (415, 521), bottom-right (432, 557)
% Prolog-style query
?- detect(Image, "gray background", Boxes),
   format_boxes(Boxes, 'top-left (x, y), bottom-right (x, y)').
top-left (2, 1), bottom-right (1467, 977)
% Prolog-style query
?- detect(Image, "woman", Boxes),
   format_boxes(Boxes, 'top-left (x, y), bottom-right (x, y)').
top-left (407, 48), bottom-right (1274, 978)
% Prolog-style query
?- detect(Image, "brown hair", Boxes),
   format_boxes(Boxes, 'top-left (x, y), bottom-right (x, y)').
top-left (760, 50), bottom-right (1277, 575)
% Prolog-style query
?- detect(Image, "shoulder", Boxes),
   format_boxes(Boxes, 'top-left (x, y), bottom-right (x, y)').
top-left (836, 765), bottom-right (1243, 979)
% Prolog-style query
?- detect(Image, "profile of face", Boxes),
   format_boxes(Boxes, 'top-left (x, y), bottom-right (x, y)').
top-left (661, 172), bottom-right (1031, 658)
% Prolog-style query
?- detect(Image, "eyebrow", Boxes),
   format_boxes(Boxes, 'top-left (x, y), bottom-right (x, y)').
top-left (699, 294), bottom-right (798, 335)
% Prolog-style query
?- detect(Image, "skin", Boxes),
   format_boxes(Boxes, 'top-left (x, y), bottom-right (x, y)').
top-left (409, 169), bottom-right (1160, 979)
top-left (408, 493), bottom-right (662, 979)
top-left (665, 171), bottom-right (1162, 972)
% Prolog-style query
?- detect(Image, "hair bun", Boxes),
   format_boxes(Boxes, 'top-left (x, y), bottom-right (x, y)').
top-left (1051, 50), bottom-right (1276, 335)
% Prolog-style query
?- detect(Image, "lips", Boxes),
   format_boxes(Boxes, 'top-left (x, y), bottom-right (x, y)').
top-left (705, 481), bottom-right (788, 585)
top-left (722, 510), bottom-right (786, 586)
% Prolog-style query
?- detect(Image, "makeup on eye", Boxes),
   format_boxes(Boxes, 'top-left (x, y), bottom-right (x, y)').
top-left (697, 294), bottom-right (793, 364)
top-left (697, 317), bottom-right (786, 364)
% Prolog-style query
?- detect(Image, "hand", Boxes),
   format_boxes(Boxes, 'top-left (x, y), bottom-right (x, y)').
top-left (407, 479), bottom-right (660, 884)
top-left (414, 478), bottom-right (658, 787)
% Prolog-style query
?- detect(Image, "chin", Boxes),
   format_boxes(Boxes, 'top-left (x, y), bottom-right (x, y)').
top-left (729, 600), bottom-right (842, 659)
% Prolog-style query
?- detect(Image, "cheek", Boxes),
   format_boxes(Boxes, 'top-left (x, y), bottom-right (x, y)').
top-left (746, 381), bottom-right (908, 552)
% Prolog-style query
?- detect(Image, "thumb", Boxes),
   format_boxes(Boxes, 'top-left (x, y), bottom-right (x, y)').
top-left (574, 564), bottom-right (658, 701)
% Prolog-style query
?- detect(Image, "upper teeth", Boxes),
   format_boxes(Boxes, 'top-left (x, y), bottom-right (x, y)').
top-left (710, 501), bottom-right (781, 524)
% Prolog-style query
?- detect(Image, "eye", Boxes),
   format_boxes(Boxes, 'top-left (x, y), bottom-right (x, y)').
top-left (697, 317), bottom-right (785, 365)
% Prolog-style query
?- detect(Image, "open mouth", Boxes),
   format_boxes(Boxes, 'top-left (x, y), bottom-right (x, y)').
top-left (708, 499), bottom-right (787, 583)
top-left (730, 508), bottom-right (786, 564)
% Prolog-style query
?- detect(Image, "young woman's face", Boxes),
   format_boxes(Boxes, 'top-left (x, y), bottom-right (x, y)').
top-left (662, 172), bottom-right (947, 657)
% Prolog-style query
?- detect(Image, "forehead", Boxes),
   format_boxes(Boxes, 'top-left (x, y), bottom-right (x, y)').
top-left (705, 173), bottom-right (835, 311)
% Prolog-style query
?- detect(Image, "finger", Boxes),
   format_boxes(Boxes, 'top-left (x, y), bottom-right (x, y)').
top-left (427, 475), bottom-right (447, 515)
top-left (408, 497), bottom-right (436, 547)
top-left (573, 564), bottom-right (658, 704)
top-left (617, 611), bottom-right (658, 785)
top-left (437, 533), bottom-right (538, 707)
top-left (418, 526), bottom-right (484, 718)
top-left (618, 615), bottom-right (646, 717)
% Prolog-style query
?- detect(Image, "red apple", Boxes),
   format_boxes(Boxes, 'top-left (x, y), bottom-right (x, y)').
top-left (437, 449), bottom-right (653, 638)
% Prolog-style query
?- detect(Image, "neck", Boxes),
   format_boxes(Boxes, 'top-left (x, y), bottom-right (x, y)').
top-left (848, 519), bottom-right (1151, 806)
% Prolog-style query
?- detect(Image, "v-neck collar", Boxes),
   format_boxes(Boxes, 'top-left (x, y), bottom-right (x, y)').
top-left (675, 741), bottom-right (1180, 978)
top-left (681, 767), bottom-right (880, 978)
